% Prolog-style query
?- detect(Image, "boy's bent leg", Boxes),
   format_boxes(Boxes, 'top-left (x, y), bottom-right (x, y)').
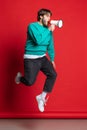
top-left (19, 59), bottom-right (40, 86)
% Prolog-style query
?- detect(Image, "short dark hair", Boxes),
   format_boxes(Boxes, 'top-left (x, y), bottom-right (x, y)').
top-left (37, 8), bottom-right (52, 21)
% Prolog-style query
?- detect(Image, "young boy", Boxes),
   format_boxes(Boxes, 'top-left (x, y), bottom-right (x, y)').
top-left (15, 8), bottom-right (57, 112)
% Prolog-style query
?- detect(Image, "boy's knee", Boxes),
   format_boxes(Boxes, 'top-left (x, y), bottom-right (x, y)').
top-left (26, 80), bottom-right (35, 86)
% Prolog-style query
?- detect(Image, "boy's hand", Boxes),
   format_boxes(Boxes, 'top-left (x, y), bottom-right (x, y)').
top-left (52, 61), bottom-right (56, 69)
top-left (48, 24), bottom-right (55, 32)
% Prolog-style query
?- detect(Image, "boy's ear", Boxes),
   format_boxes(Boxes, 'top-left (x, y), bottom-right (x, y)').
top-left (40, 15), bottom-right (43, 19)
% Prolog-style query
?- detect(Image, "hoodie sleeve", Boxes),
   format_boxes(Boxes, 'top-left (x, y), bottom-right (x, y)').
top-left (47, 32), bottom-right (55, 61)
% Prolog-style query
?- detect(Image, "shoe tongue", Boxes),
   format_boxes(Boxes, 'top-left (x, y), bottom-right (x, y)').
top-left (45, 96), bottom-right (49, 102)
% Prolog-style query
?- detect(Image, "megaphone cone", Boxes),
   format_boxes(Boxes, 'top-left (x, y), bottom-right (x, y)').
top-left (50, 20), bottom-right (63, 28)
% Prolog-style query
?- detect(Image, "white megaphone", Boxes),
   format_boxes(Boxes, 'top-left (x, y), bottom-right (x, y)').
top-left (50, 20), bottom-right (63, 28)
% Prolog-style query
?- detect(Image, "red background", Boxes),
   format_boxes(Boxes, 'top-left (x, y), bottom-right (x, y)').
top-left (0, 0), bottom-right (87, 118)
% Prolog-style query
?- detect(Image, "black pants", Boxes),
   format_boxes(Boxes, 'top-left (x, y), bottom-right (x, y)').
top-left (20, 56), bottom-right (57, 92)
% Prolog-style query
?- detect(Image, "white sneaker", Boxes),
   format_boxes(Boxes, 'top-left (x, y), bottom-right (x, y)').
top-left (36, 95), bottom-right (49, 112)
top-left (15, 72), bottom-right (22, 84)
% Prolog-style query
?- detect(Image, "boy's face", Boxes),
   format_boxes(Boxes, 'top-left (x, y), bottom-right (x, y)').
top-left (41, 13), bottom-right (51, 27)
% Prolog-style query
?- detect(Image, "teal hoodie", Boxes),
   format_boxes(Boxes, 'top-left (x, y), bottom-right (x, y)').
top-left (25, 22), bottom-right (55, 61)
